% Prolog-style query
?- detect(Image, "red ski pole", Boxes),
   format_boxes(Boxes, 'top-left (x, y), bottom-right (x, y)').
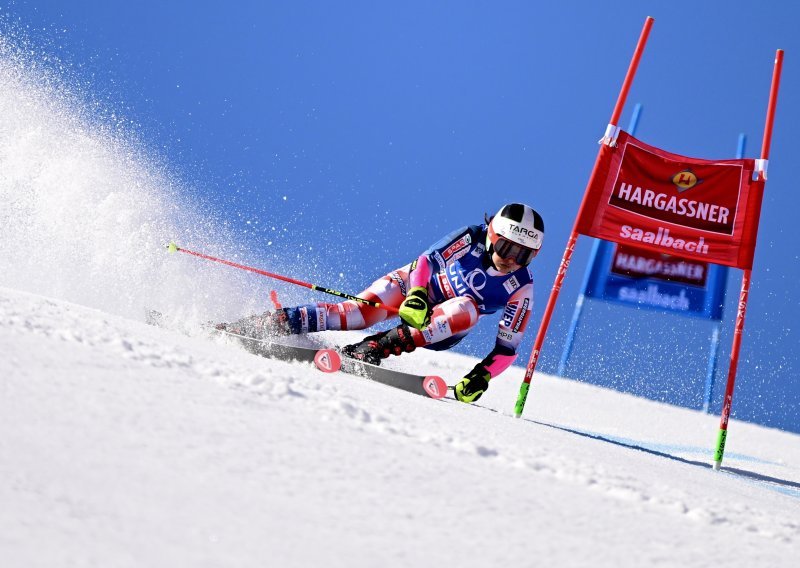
top-left (167, 243), bottom-right (400, 314)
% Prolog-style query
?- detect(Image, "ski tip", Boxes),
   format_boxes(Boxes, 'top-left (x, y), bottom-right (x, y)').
top-left (314, 349), bottom-right (341, 373)
top-left (167, 242), bottom-right (179, 254)
top-left (422, 375), bottom-right (447, 399)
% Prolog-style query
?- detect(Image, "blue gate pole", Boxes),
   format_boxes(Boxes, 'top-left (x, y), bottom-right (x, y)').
top-left (557, 103), bottom-right (643, 377)
top-left (557, 239), bottom-right (599, 376)
top-left (702, 133), bottom-right (744, 413)
top-left (703, 325), bottom-right (721, 413)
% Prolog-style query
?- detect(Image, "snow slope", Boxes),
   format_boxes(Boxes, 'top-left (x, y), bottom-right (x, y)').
top-left (1, 24), bottom-right (798, 567)
top-left (2, 286), bottom-right (798, 568)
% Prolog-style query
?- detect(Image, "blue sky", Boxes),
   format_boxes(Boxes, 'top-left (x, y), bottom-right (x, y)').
top-left (3, 1), bottom-right (798, 432)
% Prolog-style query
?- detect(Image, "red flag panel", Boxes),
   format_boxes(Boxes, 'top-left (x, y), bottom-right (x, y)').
top-left (576, 131), bottom-right (765, 269)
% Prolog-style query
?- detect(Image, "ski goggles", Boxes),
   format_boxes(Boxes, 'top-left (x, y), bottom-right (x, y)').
top-left (494, 237), bottom-right (538, 266)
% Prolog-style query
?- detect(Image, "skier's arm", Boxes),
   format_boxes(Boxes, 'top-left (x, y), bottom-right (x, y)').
top-left (400, 225), bottom-right (477, 329)
top-left (453, 283), bottom-right (533, 403)
top-left (409, 254), bottom-right (432, 289)
top-left (398, 255), bottom-right (434, 329)
top-left (483, 283), bottom-right (533, 376)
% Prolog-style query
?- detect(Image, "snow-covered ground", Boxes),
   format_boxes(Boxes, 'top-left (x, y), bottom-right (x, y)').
top-left (2, 286), bottom-right (798, 568)
top-left (2, 26), bottom-right (798, 567)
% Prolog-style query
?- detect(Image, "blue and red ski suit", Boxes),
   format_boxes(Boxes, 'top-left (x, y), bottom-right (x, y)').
top-left (287, 223), bottom-right (534, 380)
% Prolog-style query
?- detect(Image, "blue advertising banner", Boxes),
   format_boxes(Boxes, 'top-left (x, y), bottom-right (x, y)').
top-left (583, 240), bottom-right (727, 321)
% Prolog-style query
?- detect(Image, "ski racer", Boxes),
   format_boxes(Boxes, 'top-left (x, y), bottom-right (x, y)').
top-left (220, 203), bottom-right (544, 403)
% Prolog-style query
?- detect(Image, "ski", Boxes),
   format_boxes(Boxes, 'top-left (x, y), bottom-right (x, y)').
top-left (144, 310), bottom-right (447, 399)
top-left (220, 330), bottom-right (447, 399)
top-left (222, 330), bottom-right (325, 367)
top-left (318, 348), bottom-right (447, 400)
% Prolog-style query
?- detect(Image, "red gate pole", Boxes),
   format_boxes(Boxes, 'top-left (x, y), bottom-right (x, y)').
top-left (514, 16), bottom-right (655, 417)
top-left (713, 49), bottom-right (783, 470)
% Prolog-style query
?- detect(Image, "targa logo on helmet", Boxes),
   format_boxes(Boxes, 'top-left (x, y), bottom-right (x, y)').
top-left (509, 224), bottom-right (542, 243)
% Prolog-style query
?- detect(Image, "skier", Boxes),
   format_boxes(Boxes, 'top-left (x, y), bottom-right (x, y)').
top-left (220, 203), bottom-right (544, 403)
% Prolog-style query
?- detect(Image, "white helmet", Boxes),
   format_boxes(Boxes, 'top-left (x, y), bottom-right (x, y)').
top-left (486, 203), bottom-right (544, 266)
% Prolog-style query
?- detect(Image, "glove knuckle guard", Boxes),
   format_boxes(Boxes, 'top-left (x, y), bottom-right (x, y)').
top-left (454, 371), bottom-right (489, 403)
top-left (399, 287), bottom-right (431, 330)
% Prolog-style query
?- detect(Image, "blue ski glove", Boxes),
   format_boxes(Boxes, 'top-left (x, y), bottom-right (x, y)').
top-left (454, 366), bottom-right (491, 403)
top-left (398, 286), bottom-right (431, 330)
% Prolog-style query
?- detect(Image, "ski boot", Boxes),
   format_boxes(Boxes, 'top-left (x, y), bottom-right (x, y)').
top-left (341, 323), bottom-right (417, 366)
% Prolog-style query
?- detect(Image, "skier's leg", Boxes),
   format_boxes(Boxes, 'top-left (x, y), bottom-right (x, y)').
top-left (410, 296), bottom-right (480, 348)
top-left (218, 265), bottom-right (410, 339)
top-left (318, 265), bottom-right (410, 330)
top-left (342, 296), bottom-right (480, 365)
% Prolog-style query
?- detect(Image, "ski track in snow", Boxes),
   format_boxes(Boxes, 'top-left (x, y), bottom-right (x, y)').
top-left (2, 286), bottom-right (799, 567)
